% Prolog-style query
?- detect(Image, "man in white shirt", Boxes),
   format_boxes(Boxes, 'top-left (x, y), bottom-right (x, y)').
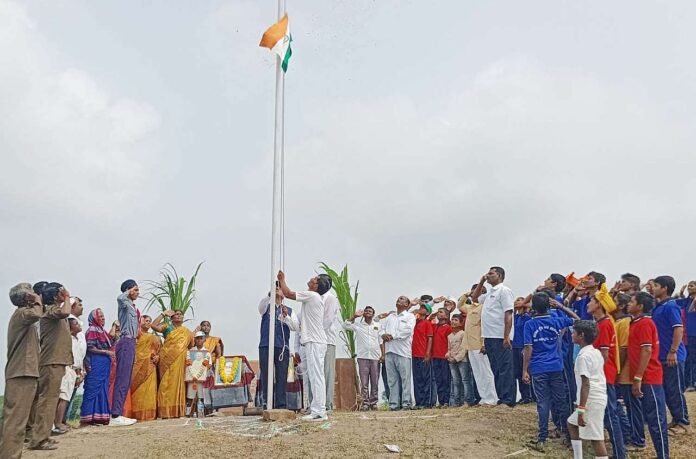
top-left (472, 266), bottom-right (516, 407)
top-left (380, 296), bottom-right (417, 410)
top-left (319, 274), bottom-right (341, 413)
top-left (343, 306), bottom-right (383, 410)
top-left (53, 317), bottom-right (86, 434)
top-left (278, 270), bottom-right (332, 422)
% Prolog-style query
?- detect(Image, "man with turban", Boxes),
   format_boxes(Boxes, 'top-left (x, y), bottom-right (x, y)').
top-left (110, 279), bottom-right (140, 426)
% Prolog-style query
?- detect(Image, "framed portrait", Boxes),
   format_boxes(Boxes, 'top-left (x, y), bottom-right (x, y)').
top-left (185, 349), bottom-right (211, 382)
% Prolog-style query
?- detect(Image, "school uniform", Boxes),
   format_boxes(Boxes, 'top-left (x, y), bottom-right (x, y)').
top-left (29, 303), bottom-right (74, 449)
top-left (567, 346), bottom-right (607, 440)
top-left (614, 316), bottom-right (634, 444)
top-left (431, 322), bottom-right (451, 406)
top-left (512, 312), bottom-right (532, 402)
top-left (550, 308), bottom-right (575, 432)
top-left (626, 315), bottom-right (669, 459)
top-left (0, 303), bottom-right (43, 459)
top-left (652, 298), bottom-right (690, 427)
top-left (593, 316), bottom-right (625, 459)
top-left (676, 297), bottom-right (696, 389)
top-left (524, 313), bottom-right (574, 442)
top-left (411, 318), bottom-right (434, 408)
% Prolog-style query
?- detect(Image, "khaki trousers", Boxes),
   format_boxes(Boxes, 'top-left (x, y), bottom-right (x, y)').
top-left (0, 377), bottom-right (38, 459)
top-left (29, 365), bottom-right (65, 448)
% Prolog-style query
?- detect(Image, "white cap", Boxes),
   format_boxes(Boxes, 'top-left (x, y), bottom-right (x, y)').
top-left (194, 331), bottom-right (206, 338)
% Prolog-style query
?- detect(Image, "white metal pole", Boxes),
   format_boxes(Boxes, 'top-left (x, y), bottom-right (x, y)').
top-left (266, 0), bottom-right (286, 411)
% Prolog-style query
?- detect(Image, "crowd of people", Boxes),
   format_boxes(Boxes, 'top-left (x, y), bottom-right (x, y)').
top-left (2, 269), bottom-right (695, 459)
top-left (0, 280), bottom-right (223, 458)
top-left (262, 268), bottom-right (695, 459)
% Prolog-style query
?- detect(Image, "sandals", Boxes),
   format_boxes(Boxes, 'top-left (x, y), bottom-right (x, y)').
top-left (29, 441), bottom-right (58, 451)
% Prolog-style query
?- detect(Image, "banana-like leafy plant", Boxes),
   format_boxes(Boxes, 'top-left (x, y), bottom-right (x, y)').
top-left (145, 262), bottom-right (203, 316)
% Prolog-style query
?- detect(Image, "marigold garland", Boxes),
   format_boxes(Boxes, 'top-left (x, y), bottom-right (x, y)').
top-left (218, 356), bottom-right (240, 385)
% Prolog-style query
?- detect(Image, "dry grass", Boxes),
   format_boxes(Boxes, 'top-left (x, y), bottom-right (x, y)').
top-left (22, 393), bottom-right (696, 458)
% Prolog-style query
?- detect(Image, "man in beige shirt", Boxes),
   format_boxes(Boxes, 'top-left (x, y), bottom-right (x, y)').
top-left (29, 283), bottom-right (73, 451)
top-left (458, 286), bottom-right (498, 406)
top-left (0, 283), bottom-right (44, 458)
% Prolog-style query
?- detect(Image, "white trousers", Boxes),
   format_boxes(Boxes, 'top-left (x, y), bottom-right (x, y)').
top-left (304, 342), bottom-right (327, 417)
top-left (468, 350), bottom-right (498, 405)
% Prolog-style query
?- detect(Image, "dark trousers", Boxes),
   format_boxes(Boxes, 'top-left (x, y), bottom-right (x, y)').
top-left (604, 384), bottom-right (626, 459)
top-left (258, 346), bottom-right (289, 409)
top-left (627, 384), bottom-right (669, 459)
top-left (531, 371), bottom-right (568, 442)
top-left (616, 384), bottom-right (633, 444)
top-left (484, 338), bottom-right (516, 406)
top-left (431, 358), bottom-right (450, 406)
top-left (412, 357), bottom-right (433, 407)
top-left (686, 341), bottom-right (696, 388)
top-left (662, 361), bottom-right (690, 425)
top-left (563, 344), bottom-right (576, 406)
top-left (112, 337), bottom-right (136, 417)
top-left (512, 347), bottom-right (532, 401)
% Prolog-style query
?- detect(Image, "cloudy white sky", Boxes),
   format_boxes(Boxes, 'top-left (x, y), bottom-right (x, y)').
top-left (1, 0), bottom-right (695, 384)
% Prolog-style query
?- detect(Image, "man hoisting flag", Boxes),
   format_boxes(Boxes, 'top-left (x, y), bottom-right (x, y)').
top-left (260, 14), bottom-right (293, 72)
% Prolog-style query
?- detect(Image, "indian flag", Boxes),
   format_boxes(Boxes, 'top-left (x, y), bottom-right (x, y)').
top-left (259, 14), bottom-right (292, 72)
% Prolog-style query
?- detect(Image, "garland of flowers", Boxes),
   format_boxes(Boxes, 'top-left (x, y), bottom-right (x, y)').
top-left (218, 356), bottom-right (241, 385)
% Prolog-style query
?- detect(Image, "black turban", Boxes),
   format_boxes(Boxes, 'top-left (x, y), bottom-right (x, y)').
top-left (120, 279), bottom-right (138, 292)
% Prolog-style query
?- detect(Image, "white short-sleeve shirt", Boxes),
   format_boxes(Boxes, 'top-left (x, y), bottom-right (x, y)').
top-left (480, 283), bottom-right (515, 339)
top-left (322, 292), bottom-right (341, 346)
top-left (574, 345), bottom-right (607, 403)
top-left (296, 291), bottom-right (327, 345)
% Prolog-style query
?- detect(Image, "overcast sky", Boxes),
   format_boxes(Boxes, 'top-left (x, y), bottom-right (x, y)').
top-left (2, 1), bottom-right (695, 387)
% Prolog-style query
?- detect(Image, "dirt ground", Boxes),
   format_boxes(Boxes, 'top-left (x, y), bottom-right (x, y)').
top-left (23, 393), bottom-right (696, 458)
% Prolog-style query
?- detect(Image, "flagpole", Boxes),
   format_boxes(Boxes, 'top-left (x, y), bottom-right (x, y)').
top-left (267, 0), bottom-right (286, 411)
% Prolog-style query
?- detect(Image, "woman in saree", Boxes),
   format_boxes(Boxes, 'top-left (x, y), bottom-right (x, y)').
top-left (152, 310), bottom-right (193, 419)
top-left (80, 309), bottom-right (113, 425)
top-left (130, 315), bottom-right (161, 421)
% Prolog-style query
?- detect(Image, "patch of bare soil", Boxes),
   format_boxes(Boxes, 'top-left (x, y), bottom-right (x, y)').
top-left (23, 393), bottom-right (696, 458)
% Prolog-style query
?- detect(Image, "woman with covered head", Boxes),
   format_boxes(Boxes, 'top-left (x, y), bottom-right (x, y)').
top-left (130, 315), bottom-right (161, 421)
top-left (80, 309), bottom-right (115, 425)
top-left (152, 309), bottom-right (193, 418)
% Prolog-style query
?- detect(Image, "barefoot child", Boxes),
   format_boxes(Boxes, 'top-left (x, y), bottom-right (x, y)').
top-left (567, 320), bottom-right (609, 459)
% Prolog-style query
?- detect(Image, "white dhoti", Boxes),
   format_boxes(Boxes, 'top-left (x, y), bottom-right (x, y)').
top-left (468, 350), bottom-right (498, 405)
top-left (304, 341), bottom-right (327, 417)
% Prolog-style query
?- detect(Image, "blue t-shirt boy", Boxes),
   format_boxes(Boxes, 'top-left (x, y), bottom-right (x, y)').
top-left (652, 298), bottom-right (687, 362)
top-left (513, 312), bottom-right (532, 349)
top-left (524, 314), bottom-right (575, 375)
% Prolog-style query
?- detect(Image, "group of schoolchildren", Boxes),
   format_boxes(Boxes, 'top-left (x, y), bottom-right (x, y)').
top-left (512, 272), bottom-right (693, 459)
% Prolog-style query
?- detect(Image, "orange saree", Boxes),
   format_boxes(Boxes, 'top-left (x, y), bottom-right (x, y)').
top-left (157, 326), bottom-right (193, 419)
top-left (131, 333), bottom-right (161, 421)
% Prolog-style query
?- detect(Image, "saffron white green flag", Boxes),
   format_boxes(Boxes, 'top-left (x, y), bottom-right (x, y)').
top-left (259, 14), bottom-right (292, 72)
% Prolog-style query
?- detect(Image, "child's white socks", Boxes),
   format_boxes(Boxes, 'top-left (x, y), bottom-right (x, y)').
top-left (571, 440), bottom-right (583, 459)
